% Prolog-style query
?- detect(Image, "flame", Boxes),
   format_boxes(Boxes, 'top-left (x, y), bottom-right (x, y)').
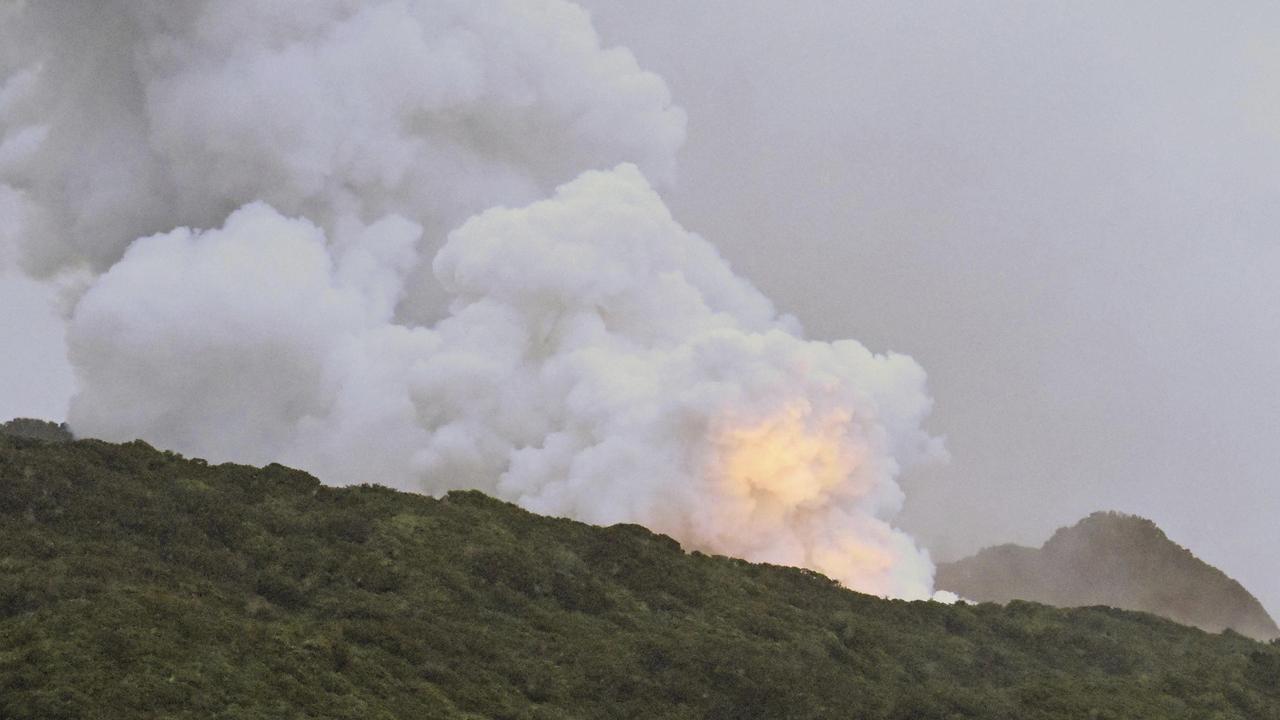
top-left (700, 402), bottom-right (924, 598)
top-left (715, 404), bottom-right (856, 508)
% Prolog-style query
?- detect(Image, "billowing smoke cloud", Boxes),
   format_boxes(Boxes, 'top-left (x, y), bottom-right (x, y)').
top-left (5, 0), bottom-right (944, 599)
top-left (0, 0), bottom-right (683, 303)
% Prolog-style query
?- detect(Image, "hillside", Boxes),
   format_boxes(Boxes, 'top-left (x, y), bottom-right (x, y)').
top-left (937, 512), bottom-right (1279, 642)
top-left (0, 417), bottom-right (73, 443)
top-left (1, 434), bottom-right (1278, 719)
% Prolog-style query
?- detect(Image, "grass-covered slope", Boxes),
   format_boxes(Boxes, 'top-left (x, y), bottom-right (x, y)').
top-left (937, 512), bottom-right (1280, 642)
top-left (1, 435), bottom-right (1278, 719)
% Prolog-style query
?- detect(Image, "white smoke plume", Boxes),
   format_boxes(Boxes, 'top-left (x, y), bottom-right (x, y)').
top-left (0, 0), bottom-right (683, 307)
top-left (4, 0), bottom-right (945, 599)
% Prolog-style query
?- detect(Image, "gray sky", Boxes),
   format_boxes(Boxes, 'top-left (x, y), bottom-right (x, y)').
top-left (3, 1), bottom-right (1278, 618)
top-left (577, 0), bottom-right (1280, 618)
top-left (0, 273), bottom-right (72, 422)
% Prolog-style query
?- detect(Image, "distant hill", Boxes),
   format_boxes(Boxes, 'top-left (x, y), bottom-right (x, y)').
top-left (937, 511), bottom-right (1279, 642)
top-left (2, 435), bottom-right (1278, 719)
top-left (1, 417), bottom-right (73, 443)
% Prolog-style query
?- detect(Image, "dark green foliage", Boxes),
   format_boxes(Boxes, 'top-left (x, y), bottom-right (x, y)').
top-left (937, 511), bottom-right (1280, 641)
top-left (0, 417), bottom-right (73, 443)
top-left (1, 435), bottom-right (1278, 719)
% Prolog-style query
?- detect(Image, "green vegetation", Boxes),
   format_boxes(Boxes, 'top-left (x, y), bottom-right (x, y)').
top-left (937, 511), bottom-right (1280, 642)
top-left (1, 417), bottom-right (73, 443)
top-left (1, 435), bottom-right (1278, 719)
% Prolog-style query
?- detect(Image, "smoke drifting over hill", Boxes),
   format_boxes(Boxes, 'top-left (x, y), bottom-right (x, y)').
top-left (1, 1), bottom-right (944, 598)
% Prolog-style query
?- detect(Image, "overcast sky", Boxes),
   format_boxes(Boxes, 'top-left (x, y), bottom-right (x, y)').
top-left (576, 0), bottom-right (1280, 617)
top-left (0, 273), bottom-right (72, 422)
top-left (3, 1), bottom-right (1278, 618)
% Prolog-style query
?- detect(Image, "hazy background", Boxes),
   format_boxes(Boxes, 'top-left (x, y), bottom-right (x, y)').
top-left (3, 1), bottom-right (1278, 617)
top-left (575, 0), bottom-right (1280, 617)
top-left (0, 272), bottom-right (72, 421)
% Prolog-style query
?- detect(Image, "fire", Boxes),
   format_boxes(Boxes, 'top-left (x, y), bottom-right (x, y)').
top-left (715, 404), bottom-right (857, 509)
top-left (702, 403), bottom-right (926, 598)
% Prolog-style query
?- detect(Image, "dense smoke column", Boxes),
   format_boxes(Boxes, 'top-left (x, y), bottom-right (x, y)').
top-left (4, 0), bottom-right (944, 599)
top-left (0, 0), bottom-right (684, 287)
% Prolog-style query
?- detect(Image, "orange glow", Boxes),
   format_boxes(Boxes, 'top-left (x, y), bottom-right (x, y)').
top-left (714, 404), bottom-right (856, 509)
top-left (702, 404), bottom-right (929, 599)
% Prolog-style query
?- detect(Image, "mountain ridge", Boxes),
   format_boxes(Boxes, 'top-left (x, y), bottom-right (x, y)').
top-left (2, 432), bottom-right (1278, 718)
top-left (937, 511), bottom-right (1279, 642)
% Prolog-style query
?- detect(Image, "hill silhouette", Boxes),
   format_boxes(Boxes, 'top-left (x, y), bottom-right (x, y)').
top-left (1, 417), bottom-right (73, 443)
top-left (937, 511), bottom-right (1279, 642)
top-left (2, 434), bottom-right (1278, 719)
